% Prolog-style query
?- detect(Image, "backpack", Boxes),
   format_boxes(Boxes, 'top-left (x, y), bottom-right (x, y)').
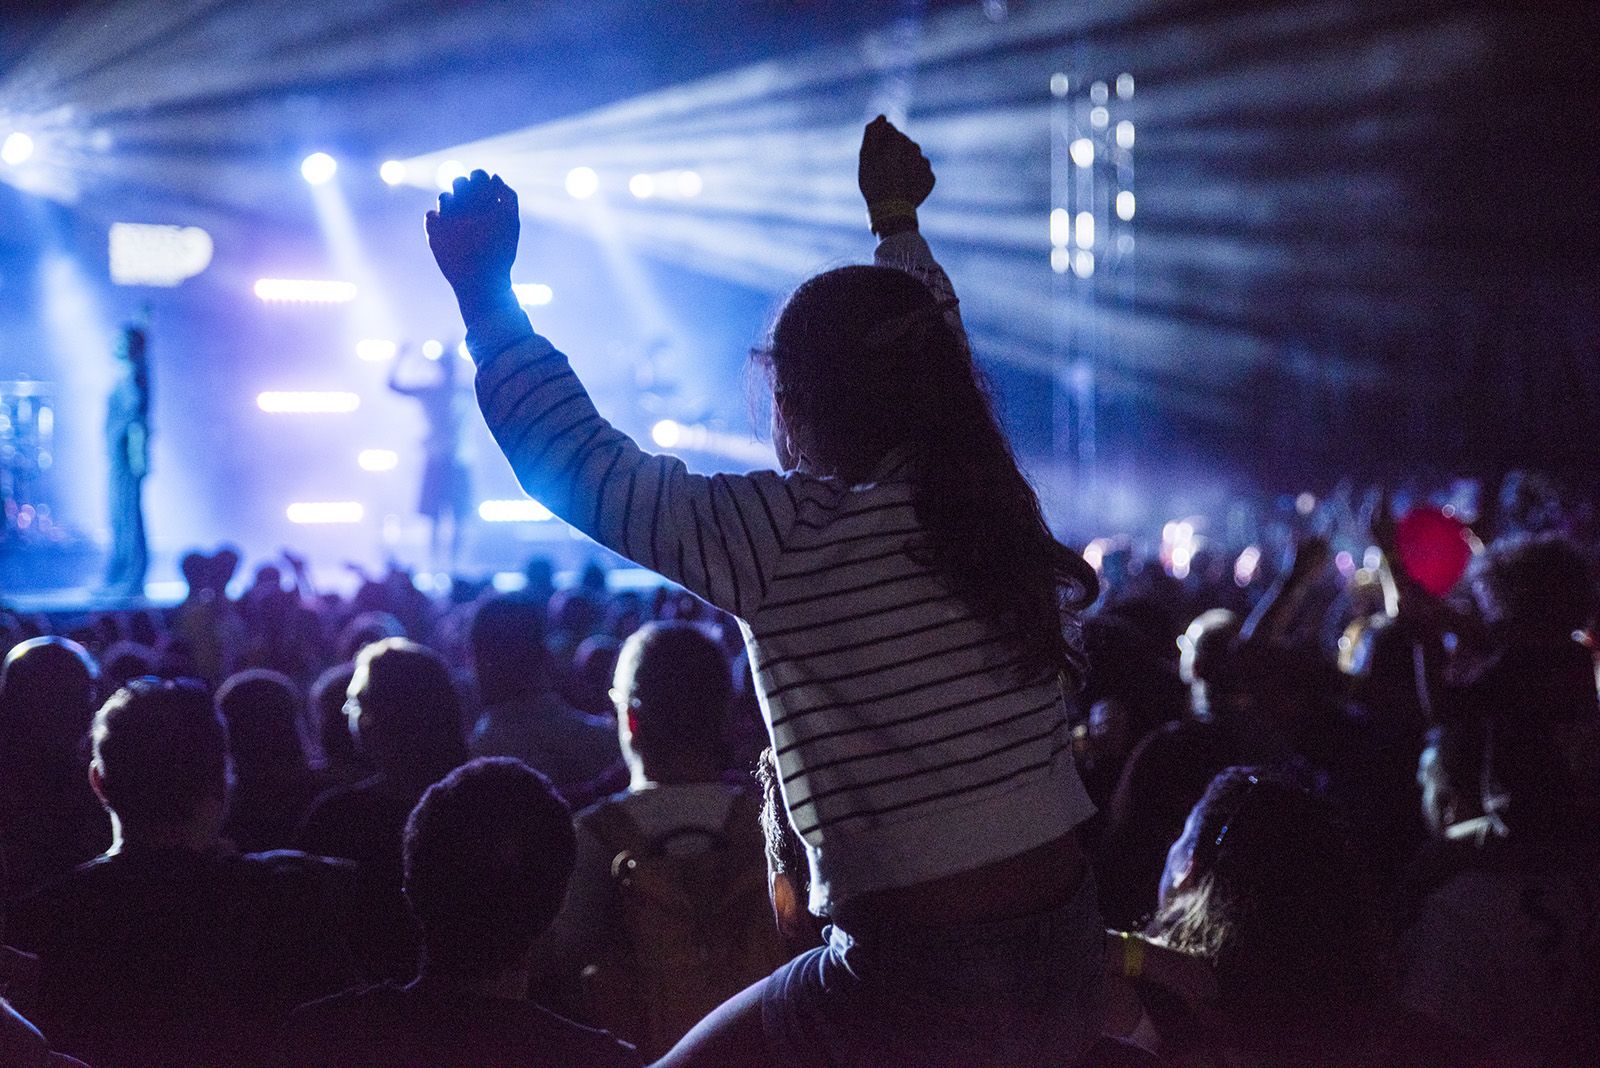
top-left (578, 791), bottom-right (787, 1059)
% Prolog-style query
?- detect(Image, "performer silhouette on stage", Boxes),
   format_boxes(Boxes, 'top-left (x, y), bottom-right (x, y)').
top-left (389, 343), bottom-right (473, 571)
top-left (104, 322), bottom-right (150, 596)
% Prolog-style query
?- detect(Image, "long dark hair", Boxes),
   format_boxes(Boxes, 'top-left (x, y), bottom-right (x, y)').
top-left (759, 265), bottom-right (1098, 685)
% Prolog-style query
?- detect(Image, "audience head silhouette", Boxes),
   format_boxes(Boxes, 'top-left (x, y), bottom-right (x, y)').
top-left (91, 677), bottom-right (227, 848)
top-left (0, 637), bottom-right (99, 781)
top-left (216, 669), bottom-right (308, 779)
top-left (346, 637), bottom-right (467, 789)
top-left (403, 757), bottom-right (575, 978)
top-left (1150, 767), bottom-right (1383, 1049)
top-left (613, 621), bottom-right (731, 784)
top-left (470, 595), bottom-right (548, 705)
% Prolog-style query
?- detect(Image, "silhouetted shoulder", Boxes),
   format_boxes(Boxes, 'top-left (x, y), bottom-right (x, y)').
top-left (285, 982), bottom-right (643, 1068)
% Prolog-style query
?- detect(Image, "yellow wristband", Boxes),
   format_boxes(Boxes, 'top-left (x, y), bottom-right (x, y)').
top-left (868, 198), bottom-right (918, 233)
top-left (1120, 932), bottom-right (1145, 980)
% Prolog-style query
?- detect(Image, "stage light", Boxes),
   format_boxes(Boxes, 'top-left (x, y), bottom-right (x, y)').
top-left (435, 159), bottom-right (467, 191)
top-left (421, 339), bottom-right (443, 360)
top-left (1116, 121), bottom-right (1136, 150)
top-left (358, 449), bottom-right (399, 471)
top-left (492, 572), bottom-right (529, 593)
top-left (1090, 106), bottom-right (1109, 129)
top-left (1083, 538), bottom-right (1110, 572)
top-left (650, 419), bottom-right (682, 448)
top-left (565, 166), bottom-right (599, 199)
top-left (512, 283), bottom-right (553, 306)
top-left (355, 338), bottom-right (397, 361)
top-left (108, 222), bottom-right (212, 286)
top-left (1050, 208), bottom-right (1070, 248)
top-left (457, 340), bottom-right (472, 360)
top-left (1117, 233), bottom-right (1135, 254)
top-left (1049, 72), bottom-right (1069, 98)
top-left (287, 501), bottom-right (364, 524)
top-left (676, 170), bottom-right (703, 197)
top-left (257, 391), bottom-right (361, 414)
top-left (1075, 211), bottom-right (1094, 249)
top-left (301, 152), bottom-right (337, 185)
top-left (253, 278), bottom-right (357, 303)
top-left (629, 173), bottom-right (656, 199)
top-left (1116, 73), bottom-right (1135, 100)
top-left (1073, 250), bottom-right (1094, 278)
top-left (1069, 138), bottom-right (1094, 168)
top-left (1, 132), bottom-right (34, 165)
top-left (1090, 80), bottom-right (1109, 105)
top-left (379, 160), bottom-right (407, 185)
top-left (1116, 191), bottom-right (1136, 221)
top-left (1051, 247), bottom-right (1071, 273)
top-left (478, 498), bottom-right (554, 522)
top-left (1235, 545), bottom-right (1262, 587)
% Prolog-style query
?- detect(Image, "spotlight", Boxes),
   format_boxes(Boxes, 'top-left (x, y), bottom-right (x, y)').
top-left (286, 502), bottom-right (364, 524)
top-left (629, 173), bottom-right (656, 199)
top-left (1089, 107), bottom-right (1109, 129)
top-left (1049, 208), bottom-right (1070, 248)
top-left (565, 166), bottom-right (599, 199)
top-left (1069, 138), bottom-right (1094, 168)
top-left (650, 419), bottom-right (682, 448)
top-left (1049, 72), bottom-right (1069, 98)
top-left (1051, 247), bottom-right (1071, 274)
top-left (257, 391), bottom-right (361, 413)
top-left (355, 339), bottom-right (397, 361)
top-left (435, 159), bottom-right (467, 191)
top-left (478, 498), bottom-right (555, 522)
top-left (253, 278), bottom-right (357, 303)
top-left (676, 170), bottom-right (703, 197)
top-left (421, 339), bottom-right (444, 360)
top-left (379, 160), bottom-right (407, 185)
top-left (1075, 211), bottom-right (1094, 249)
top-left (1116, 121), bottom-right (1135, 150)
top-left (358, 449), bottom-right (399, 471)
top-left (1116, 73), bottom-right (1135, 100)
top-left (301, 152), bottom-right (337, 185)
top-left (512, 283), bottom-right (554, 307)
top-left (109, 222), bottom-right (212, 287)
top-left (1116, 191), bottom-right (1136, 221)
top-left (1, 132), bottom-right (34, 165)
top-left (458, 340), bottom-right (472, 360)
top-left (1073, 250), bottom-right (1094, 278)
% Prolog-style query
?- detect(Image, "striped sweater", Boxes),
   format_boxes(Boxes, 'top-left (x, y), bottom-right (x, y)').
top-left (465, 230), bottom-right (1094, 914)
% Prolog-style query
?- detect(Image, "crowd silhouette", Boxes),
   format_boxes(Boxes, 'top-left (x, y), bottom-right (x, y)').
top-left (1, 119), bottom-right (1597, 1066)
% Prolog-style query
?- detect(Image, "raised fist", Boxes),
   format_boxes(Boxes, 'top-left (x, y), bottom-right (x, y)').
top-left (858, 115), bottom-right (935, 213)
top-left (425, 170), bottom-right (519, 310)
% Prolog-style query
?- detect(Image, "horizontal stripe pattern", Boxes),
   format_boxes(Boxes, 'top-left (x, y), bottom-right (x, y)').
top-left (469, 229), bottom-right (1093, 911)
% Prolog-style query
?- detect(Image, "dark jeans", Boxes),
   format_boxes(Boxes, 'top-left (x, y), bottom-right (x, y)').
top-left (760, 872), bottom-right (1106, 1067)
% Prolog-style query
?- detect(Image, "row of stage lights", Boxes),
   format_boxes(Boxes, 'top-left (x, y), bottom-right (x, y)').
top-left (281, 498), bottom-right (555, 526)
top-left (265, 156), bottom-right (581, 529)
top-left (1049, 71), bottom-right (1137, 280)
top-left (269, 411), bottom-right (722, 527)
top-left (299, 150), bottom-right (701, 202)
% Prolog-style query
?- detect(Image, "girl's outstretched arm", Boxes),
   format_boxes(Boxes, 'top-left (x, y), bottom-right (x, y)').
top-left (426, 170), bottom-right (799, 619)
